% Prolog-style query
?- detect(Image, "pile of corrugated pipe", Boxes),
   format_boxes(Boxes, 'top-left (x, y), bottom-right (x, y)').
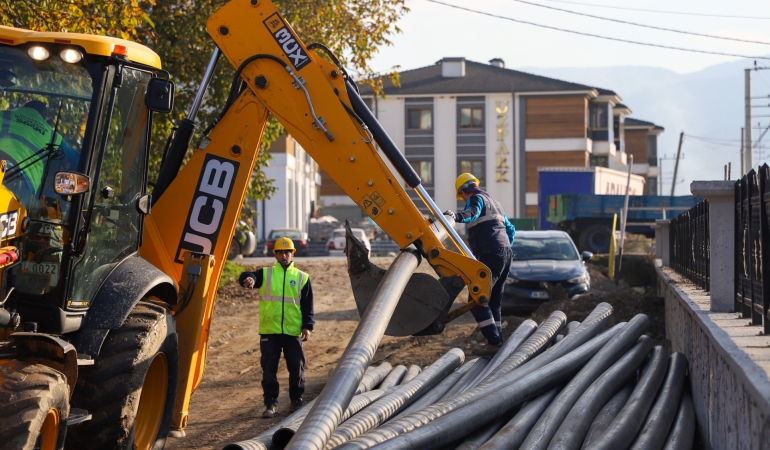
top-left (223, 302), bottom-right (695, 450)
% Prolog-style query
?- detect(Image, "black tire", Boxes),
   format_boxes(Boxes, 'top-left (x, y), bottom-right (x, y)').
top-left (0, 359), bottom-right (69, 450)
top-left (227, 239), bottom-right (241, 260)
top-left (579, 224), bottom-right (613, 254)
top-left (67, 301), bottom-right (178, 450)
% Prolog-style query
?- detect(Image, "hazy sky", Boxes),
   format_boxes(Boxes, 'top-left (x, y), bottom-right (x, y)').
top-left (369, 0), bottom-right (770, 75)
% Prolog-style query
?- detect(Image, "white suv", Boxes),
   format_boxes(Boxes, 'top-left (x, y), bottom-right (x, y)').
top-left (327, 227), bottom-right (371, 254)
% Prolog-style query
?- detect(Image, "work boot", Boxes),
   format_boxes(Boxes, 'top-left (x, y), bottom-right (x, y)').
top-left (472, 341), bottom-right (503, 357)
top-left (290, 397), bottom-right (303, 413)
top-left (262, 399), bottom-right (278, 418)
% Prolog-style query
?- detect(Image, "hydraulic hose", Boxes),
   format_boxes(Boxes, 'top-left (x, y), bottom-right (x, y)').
top-left (662, 390), bottom-right (695, 450)
top-left (378, 365), bottom-right (407, 390)
top-left (285, 250), bottom-right (421, 450)
top-left (402, 365), bottom-right (422, 384)
top-left (272, 389), bottom-right (389, 450)
top-left (439, 357), bottom-right (489, 399)
top-left (478, 387), bottom-right (562, 450)
top-left (391, 360), bottom-right (476, 420)
top-left (516, 315), bottom-right (651, 450)
top-left (335, 320), bottom-right (625, 450)
top-left (630, 352), bottom-right (688, 450)
top-left (465, 319), bottom-right (538, 389)
top-left (356, 363), bottom-right (392, 394)
top-left (324, 348), bottom-right (465, 448)
top-left (223, 398), bottom-right (318, 450)
top-left (583, 346), bottom-right (669, 450)
top-left (581, 383), bottom-right (634, 448)
top-left (547, 335), bottom-right (654, 450)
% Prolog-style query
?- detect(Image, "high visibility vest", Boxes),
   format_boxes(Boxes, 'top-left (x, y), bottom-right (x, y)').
top-left (0, 107), bottom-right (64, 193)
top-left (465, 190), bottom-right (511, 254)
top-left (258, 261), bottom-right (308, 336)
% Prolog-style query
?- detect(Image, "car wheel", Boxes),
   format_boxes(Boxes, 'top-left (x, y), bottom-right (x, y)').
top-left (227, 239), bottom-right (241, 261)
top-left (579, 224), bottom-right (612, 254)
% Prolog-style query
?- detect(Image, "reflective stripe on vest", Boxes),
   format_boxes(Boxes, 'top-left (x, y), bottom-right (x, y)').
top-left (467, 213), bottom-right (505, 229)
top-left (258, 262), bottom-right (307, 336)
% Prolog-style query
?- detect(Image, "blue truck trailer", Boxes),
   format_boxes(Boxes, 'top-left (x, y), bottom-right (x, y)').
top-left (546, 193), bottom-right (701, 253)
top-left (537, 167), bottom-right (646, 230)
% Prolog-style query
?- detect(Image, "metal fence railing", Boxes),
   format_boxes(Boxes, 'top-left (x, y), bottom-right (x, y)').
top-left (735, 165), bottom-right (770, 335)
top-left (669, 200), bottom-right (710, 291)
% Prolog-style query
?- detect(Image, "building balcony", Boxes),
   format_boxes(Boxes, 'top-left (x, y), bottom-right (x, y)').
top-left (592, 141), bottom-right (616, 158)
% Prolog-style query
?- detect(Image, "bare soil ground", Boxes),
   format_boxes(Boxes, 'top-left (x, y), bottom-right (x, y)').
top-left (166, 255), bottom-right (665, 449)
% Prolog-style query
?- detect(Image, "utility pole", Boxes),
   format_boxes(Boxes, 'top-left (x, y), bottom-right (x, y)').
top-left (741, 127), bottom-right (745, 174)
top-left (671, 132), bottom-right (684, 196)
top-left (745, 68), bottom-right (753, 174)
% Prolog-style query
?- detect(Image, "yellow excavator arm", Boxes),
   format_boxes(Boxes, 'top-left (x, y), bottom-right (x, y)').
top-left (138, 0), bottom-right (491, 432)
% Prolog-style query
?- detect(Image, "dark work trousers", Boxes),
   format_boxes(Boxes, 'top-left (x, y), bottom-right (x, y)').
top-left (470, 246), bottom-right (513, 345)
top-left (259, 334), bottom-right (306, 404)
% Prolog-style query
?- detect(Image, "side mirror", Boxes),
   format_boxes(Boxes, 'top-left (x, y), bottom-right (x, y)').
top-left (54, 171), bottom-right (90, 195)
top-left (582, 251), bottom-right (593, 262)
top-left (146, 77), bottom-right (175, 113)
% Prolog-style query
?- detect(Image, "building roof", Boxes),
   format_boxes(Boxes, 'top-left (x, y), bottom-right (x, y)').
top-left (625, 117), bottom-right (665, 133)
top-left (359, 58), bottom-right (602, 96)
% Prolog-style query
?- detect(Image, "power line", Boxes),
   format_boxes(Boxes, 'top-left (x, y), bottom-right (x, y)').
top-left (510, 0), bottom-right (770, 45)
top-left (423, 0), bottom-right (770, 61)
top-left (533, 0), bottom-right (770, 20)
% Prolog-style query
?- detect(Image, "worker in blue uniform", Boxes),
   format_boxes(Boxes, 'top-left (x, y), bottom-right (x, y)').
top-left (444, 173), bottom-right (515, 349)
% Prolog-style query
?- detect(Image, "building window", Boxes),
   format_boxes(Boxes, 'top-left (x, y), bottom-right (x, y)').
top-left (459, 160), bottom-right (484, 183)
top-left (410, 160), bottom-right (433, 184)
top-left (408, 108), bottom-right (432, 130)
top-left (459, 107), bottom-right (483, 128)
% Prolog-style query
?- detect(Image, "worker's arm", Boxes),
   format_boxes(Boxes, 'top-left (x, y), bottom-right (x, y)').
top-left (455, 195), bottom-right (484, 223)
top-left (300, 279), bottom-right (315, 332)
top-left (239, 269), bottom-right (264, 289)
top-left (503, 216), bottom-right (516, 245)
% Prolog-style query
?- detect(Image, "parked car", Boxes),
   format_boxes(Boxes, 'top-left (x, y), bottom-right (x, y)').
top-left (503, 230), bottom-right (592, 313)
top-left (228, 220), bottom-right (257, 260)
top-left (327, 227), bottom-right (371, 254)
top-left (264, 228), bottom-right (308, 256)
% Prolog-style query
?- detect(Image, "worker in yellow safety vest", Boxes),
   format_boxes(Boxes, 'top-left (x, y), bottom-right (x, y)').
top-left (239, 236), bottom-right (315, 418)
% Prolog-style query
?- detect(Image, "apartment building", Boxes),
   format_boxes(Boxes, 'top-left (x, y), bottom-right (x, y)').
top-left (320, 57), bottom-right (664, 218)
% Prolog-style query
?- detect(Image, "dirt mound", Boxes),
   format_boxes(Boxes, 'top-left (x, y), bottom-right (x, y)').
top-left (531, 259), bottom-right (667, 348)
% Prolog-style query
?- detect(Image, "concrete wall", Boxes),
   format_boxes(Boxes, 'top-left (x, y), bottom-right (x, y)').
top-left (657, 263), bottom-right (770, 450)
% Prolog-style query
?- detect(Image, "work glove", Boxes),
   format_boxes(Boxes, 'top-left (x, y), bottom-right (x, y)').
top-left (443, 210), bottom-right (457, 221)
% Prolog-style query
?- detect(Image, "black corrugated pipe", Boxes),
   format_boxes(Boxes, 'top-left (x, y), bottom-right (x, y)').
top-left (453, 411), bottom-right (516, 450)
top-left (402, 365), bottom-right (422, 384)
top-left (565, 321), bottom-right (581, 335)
top-left (582, 346), bottom-right (669, 450)
top-left (325, 348), bottom-right (465, 448)
top-left (285, 250), bottom-right (422, 450)
top-left (335, 320), bottom-right (626, 450)
top-left (546, 335), bottom-right (654, 450)
top-left (356, 363), bottom-right (392, 394)
top-left (478, 387), bottom-right (562, 450)
top-left (378, 365), bottom-right (407, 390)
top-left (581, 383), bottom-right (634, 448)
top-left (661, 391), bottom-right (695, 450)
top-left (344, 80), bottom-right (421, 188)
top-left (222, 399), bottom-right (318, 450)
top-left (511, 316), bottom-right (651, 450)
top-left (465, 319), bottom-right (538, 389)
top-left (630, 352), bottom-right (688, 450)
top-left (272, 389), bottom-right (389, 449)
top-left (473, 311), bottom-right (566, 387)
top-left (391, 360), bottom-right (476, 421)
top-left (439, 357), bottom-right (489, 399)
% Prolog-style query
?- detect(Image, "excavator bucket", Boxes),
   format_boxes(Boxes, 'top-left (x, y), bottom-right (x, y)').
top-left (346, 224), bottom-right (466, 336)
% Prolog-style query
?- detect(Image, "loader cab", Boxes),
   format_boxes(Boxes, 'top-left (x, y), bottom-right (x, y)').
top-left (0, 28), bottom-right (168, 333)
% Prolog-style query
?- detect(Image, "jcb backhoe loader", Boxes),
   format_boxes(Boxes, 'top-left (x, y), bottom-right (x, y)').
top-left (0, 0), bottom-right (492, 448)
